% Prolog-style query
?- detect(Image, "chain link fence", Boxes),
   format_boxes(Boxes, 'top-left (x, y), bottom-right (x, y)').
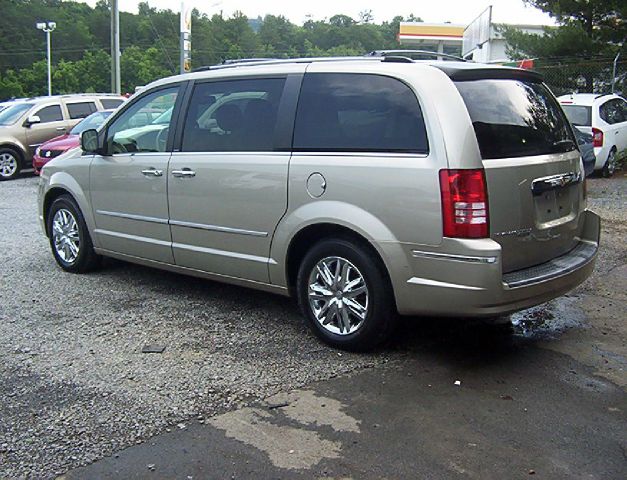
top-left (534, 57), bottom-right (626, 97)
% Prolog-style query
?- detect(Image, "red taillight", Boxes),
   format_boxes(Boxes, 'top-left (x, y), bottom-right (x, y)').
top-left (439, 169), bottom-right (489, 238)
top-left (592, 127), bottom-right (603, 148)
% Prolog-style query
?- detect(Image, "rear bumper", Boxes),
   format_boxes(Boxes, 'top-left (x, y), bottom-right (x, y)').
top-left (387, 210), bottom-right (600, 317)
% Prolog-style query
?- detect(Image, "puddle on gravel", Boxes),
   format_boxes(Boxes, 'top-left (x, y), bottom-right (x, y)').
top-left (510, 296), bottom-right (587, 339)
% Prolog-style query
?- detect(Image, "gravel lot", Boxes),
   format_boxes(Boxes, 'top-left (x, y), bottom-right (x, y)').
top-left (1, 173), bottom-right (625, 479)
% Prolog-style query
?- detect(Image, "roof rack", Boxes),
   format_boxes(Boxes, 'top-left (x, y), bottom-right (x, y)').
top-left (366, 50), bottom-right (467, 62)
top-left (192, 56), bottom-right (383, 72)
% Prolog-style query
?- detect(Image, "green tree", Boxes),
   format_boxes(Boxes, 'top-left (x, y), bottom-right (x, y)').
top-left (502, 1), bottom-right (626, 92)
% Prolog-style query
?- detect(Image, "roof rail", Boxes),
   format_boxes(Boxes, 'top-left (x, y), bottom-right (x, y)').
top-left (366, 50), bottom-right (467, 62)
top-left (191, 56), bottom-right (383, 72)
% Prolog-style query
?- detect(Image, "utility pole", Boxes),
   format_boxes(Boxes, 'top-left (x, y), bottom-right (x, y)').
top-left (111, 0), bottom-right (121, 94)
top-left (36, 21), bottom-right (56, 96)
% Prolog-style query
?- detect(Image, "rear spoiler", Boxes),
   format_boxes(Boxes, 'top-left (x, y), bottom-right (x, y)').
top-left (435, 65), bottom-right (544, 83)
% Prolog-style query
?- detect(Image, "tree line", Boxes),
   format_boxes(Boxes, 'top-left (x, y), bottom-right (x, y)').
top-left (0, 0), bottom-right (624, 99)
top-left (0, 0), bottom-right (414, 99)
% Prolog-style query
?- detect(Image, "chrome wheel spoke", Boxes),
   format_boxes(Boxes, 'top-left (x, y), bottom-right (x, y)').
top-left (344, 297), bottom-right (367, 320)
top-left (317, 262), bottom-right (335, 288)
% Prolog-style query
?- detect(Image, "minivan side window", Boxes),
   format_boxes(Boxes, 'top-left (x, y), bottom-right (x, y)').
top-left (67, 102), bottom-right (97, 119)
top-left (106, 87), bottom-right (179, 154)
top-left (181, 78), bottom-right (286, 152)
top-left (293, 73), bottom-right (428, 154)
top-left (35, 105), bottom-right (64, 123)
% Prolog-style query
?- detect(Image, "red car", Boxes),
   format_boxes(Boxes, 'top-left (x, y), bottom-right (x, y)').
top-left (33, 109), bottom-right (113, 174)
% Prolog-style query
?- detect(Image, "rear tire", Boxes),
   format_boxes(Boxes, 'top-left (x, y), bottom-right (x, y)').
top-left (296, 237), bottom-right (398, 351)
top-left (0, 147), bottom-right (22, 181)
top-left (602, 149), bottom-right (617, 178)
top-left (47, 195), bottom-right (101, 273)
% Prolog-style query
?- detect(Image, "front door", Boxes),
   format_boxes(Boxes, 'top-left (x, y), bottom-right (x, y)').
top-left (167, 77), bottom-right (292, 282)
top-left (25, 103), bottom-right (69, 155)
top-left (89, 86), bottom-right (181, 263)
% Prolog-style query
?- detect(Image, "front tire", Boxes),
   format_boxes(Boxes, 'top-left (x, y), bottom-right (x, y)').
top-left (0, 147), bottom-right (22, 181)
top-left (602, 149), bottom-right (617, 178)
top-left (296, 237), bottom-right (398, 351)
top-left (47, 195), bottom-right (101, 273)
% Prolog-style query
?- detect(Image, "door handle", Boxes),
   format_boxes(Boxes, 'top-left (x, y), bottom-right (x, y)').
top-left (172, 168), bottom-right (196, 178)
top-left (56, 127), bottom-right (66, 131)
top-left (141, 168), bottom-right (163, 177)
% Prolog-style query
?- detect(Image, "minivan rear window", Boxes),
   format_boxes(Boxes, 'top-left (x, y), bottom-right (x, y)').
top-left (561, 105), bottom-right (592, 127)
top-left (455, 79), bottom-right (576, 159)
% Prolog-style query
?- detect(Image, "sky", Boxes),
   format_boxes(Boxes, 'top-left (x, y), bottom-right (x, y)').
top-left (82, 0), bottom-right (556, 26)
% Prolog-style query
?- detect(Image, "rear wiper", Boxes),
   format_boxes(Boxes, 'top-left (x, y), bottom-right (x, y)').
top-left (552, 139), bottom-right (576, 152)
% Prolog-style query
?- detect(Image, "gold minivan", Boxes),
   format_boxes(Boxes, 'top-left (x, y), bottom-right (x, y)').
top-left (38, 56), bottom-right (600, 350)
top-left (0, 94), bottom-right (125, 180)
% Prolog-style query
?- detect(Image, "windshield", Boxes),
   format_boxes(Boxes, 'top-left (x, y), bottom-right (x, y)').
top-left (455, 79), bottom-right (576, 159)
top-left (70, 110), bottom-right (112, 135)
top-left (561, 105), bottom-right (592, 127)
top-left (0, 103), bottom-right (33, 126)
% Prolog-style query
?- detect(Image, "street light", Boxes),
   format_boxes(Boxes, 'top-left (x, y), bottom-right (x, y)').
top-left (36, 21), bottom-right (56, 96)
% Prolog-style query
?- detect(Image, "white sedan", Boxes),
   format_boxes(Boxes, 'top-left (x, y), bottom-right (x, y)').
top-left (558, 93), bottom-right (627, 177)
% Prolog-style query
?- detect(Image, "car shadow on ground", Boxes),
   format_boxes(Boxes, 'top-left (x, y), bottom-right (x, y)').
top-left (97, 257), bottom-right (545, 367)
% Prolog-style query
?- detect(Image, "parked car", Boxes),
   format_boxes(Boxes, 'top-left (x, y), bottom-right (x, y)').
top-left (0, 94), bottom-right (125, 180)
top-left (33, 109), bottom-right (114, 174)
top-left (38, 57), bottom-right (600, 350)
top-left (558, 93), bottom-right (627, 177)
top-left (572, 127), bottom-right (596, 177)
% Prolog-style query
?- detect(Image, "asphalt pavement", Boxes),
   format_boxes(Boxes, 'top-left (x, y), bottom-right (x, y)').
top-left (0, 174), bottom-right (625, 479)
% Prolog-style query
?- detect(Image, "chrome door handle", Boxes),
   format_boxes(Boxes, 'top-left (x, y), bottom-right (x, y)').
top-left (56, 127), bottom-right (66, 131)
top-left (172, 169), bottom-right (196, 178)
top-left (141, 168), bottom-right (163, 177)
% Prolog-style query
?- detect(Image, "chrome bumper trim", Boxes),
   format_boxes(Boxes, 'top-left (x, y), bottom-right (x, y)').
top-left (411, 250), bottom-right (497, 264)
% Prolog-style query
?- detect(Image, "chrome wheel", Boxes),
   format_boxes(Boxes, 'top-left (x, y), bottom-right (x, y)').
top-left (0, 152), bottom-right (18, 178)
top-left (52, 208), bottom-right (80, 264)
top-left (606, 150), bottom-right (616, 176)
top-left (308, 256), bottom-right (369, 335)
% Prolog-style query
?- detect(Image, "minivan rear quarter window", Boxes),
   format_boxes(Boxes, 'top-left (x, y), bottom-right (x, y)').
top-left (455, 79), bottom-right (576, 159)
top-left (293, 73), bottom-right (428, 154)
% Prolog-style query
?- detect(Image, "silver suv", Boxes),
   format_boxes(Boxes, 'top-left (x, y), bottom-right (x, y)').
top-left (0, 94), bottom-right (125, 180)
top-left (38, 57), bottom-right (600, 350)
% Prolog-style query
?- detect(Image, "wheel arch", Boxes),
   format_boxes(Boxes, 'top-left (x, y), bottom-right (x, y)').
top-left (271, 200), bottom-right (407, 304)
top-left (42, 172), bottom-right (97, 244)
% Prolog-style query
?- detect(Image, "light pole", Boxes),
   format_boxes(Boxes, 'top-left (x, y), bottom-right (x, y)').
top-left (36, 21), bottom-right (56, 96)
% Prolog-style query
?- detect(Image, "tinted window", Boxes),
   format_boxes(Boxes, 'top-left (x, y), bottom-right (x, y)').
top-left (106, 87), bottom-right (179, 154)
top-left (36, 105), bottom-right (64, 123)
top-left (0, 103), bottom-right (33, 125)
top-left (455, 79), bottom-right (576, 159)
top-left (600, 99), bottom-right (624, 124)
top-left (294, 73), bottom-right (428, 153)
top-left (561, 105), bottom-right (591, 127)
top-left (181, 78), bottom-right (286, 152)
top-left (101, 98), bottom-right (124, 109)
top-left (67, 102), bottom-right (97, 119)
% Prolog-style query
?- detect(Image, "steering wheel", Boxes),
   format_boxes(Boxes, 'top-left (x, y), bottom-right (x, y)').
top-left (155, 127), bottom-right (169, 152)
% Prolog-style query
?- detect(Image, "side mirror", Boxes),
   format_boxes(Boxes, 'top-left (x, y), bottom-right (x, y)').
top-left (81, 129), bottom-right (101, 154)
top-left (25, 115), bottom-right (41, 127)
